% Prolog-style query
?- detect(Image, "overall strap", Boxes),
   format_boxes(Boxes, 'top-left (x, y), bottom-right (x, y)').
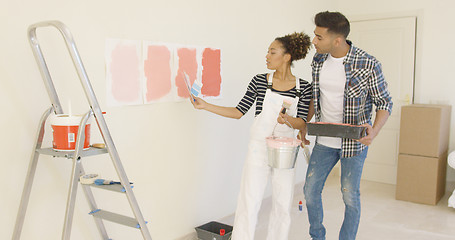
top-left (295, 76), bottom-right (301, 98)
top-left (267, 72), bottom-right (274, 90)
top-left (268, 72), bottom-right (303, 98)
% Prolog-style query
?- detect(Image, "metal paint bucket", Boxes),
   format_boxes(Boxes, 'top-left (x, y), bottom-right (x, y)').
top-left (266, 136), bottom-right (301, 169)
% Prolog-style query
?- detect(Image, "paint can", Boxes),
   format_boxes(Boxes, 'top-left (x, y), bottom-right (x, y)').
top-left (266, 136), bottom-right (301, 169)
top-left (50, 114), bottom-right (90, 151)
top-left (266, 120), bottom-right (302, 169)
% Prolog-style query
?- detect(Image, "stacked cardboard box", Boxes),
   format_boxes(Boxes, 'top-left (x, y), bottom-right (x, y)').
top-left (396, 104), bottom-right (451, 205)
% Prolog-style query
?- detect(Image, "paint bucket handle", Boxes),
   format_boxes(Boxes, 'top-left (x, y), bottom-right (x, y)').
top-left (271, 119), bottom-right (295, 137)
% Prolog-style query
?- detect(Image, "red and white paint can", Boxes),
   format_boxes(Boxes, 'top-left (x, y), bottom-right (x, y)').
top-left (51, 114), bottom-right (90, 151)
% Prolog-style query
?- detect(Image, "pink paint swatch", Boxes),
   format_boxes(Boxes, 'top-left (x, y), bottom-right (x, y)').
top-left (110, 44), bottom-right (141, 102)
top-left (144, 45), bottom-right (172, 101)
top-left (201, 48), bottom-right (221, 97)
top-left (176, 48), bottom-right (198, 99)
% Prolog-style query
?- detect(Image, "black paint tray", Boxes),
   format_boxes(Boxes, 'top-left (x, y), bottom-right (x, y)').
top-left (307, 122), bottom-right (367, 139)
top-left (195, 221), bottom-right (233, 240)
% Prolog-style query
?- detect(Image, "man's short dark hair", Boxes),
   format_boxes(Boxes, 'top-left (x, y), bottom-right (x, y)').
top-left (314, 11), bottom-right (350, 38)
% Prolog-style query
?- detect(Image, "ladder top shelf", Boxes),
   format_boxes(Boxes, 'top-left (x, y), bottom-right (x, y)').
top-left (37, 147), bottom-right (108, 159)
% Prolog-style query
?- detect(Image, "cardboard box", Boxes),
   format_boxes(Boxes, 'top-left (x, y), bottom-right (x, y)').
top-left (396, 152), bottom-right (447, 205)
top-left (399, 104), bottom-right (451, 157)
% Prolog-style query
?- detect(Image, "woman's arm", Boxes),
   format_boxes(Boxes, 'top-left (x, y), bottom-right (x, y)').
top-left (298, 99), bottom-right (314, 145)
top-left (191, 96), bottom-right (243, 119)
top-left (306, 99), bottom-right (315, 122)
top-left (277, 112), bottom-right (305, 130)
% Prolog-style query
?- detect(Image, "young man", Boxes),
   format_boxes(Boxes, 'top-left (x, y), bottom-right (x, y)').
top-left (303, 11), bottom-right (393, 240)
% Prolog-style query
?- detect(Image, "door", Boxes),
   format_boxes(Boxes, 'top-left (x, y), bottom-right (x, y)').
top-left (349, 17), bottom-right (416, 184)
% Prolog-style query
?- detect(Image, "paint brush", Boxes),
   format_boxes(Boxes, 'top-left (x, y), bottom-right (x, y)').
top-left (281, 100), bottom-right (292, 114)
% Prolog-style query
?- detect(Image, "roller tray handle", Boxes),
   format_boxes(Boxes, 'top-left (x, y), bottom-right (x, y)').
top-left (307, 122), bottom-right (367, 140)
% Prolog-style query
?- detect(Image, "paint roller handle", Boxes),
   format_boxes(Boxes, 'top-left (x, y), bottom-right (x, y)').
top-left (110, 181), bottom-right (133, 185)
top-left (94, 179), bottom-right (133, 185)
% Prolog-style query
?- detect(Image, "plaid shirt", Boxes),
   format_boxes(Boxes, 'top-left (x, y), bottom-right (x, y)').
top-left (311, 41), bottom-right (393, 158)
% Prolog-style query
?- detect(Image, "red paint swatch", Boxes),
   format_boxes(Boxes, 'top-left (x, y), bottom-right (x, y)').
top-left (144, 45), bottom-right (172, 101)
top-left (110, 44), bottom-right (141, 102)
top-left (176, 48), bottom-right (198, 98)
top-left (201, 48), bottom-right (221, 97)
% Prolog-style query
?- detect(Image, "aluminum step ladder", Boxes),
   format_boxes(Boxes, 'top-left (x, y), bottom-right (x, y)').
top-left (12, 21), bottom-right (152, 240)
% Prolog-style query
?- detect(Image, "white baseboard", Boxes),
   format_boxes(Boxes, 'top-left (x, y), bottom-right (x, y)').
top-left (174, 232), bottom-right (197, 240)
top-left (446, 181), bottom-right (455, 192)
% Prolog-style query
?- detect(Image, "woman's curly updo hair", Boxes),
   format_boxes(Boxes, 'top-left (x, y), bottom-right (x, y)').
top-left (275, 32), bottom-right (312, 65)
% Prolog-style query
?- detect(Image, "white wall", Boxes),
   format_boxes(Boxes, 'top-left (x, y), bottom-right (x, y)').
top-left (4, 1), bottom-right (454, 239)
top-left (335, 0), bottom-right (455, 182)
top-left (0, 0), bottom-right (332, 239)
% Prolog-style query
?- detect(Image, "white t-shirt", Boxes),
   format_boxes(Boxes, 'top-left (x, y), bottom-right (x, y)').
top-left (317, 54), bottom-right (346, 149)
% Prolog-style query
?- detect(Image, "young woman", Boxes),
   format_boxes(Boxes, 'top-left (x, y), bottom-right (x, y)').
top-left (191, 32), bottom-right (312, 240)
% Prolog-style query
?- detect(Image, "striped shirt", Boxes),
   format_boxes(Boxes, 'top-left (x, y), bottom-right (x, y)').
top-left (236, 73), bottom-right (312, 121)
top-left (312, 40), bottom-right (393, 158)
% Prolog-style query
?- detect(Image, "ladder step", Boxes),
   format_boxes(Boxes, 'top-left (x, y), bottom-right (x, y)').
top-left (89, 209), bottom-right (147, 229)
top-left (37, 147), bottom-right (108, 158)
top-left (89, 184), bottom-right (134, 193)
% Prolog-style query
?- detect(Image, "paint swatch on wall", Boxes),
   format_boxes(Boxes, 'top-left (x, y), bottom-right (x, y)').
top-left (106, 39), bottom-right (222, 106)
top-left (143, 44), bottom-right (172, 103)
top-left (175, 48), bottom-right (198, 99)
top-left (201, 48), bottom-right (221, 97)
top-left (105, 39), bottom-right (143, 106)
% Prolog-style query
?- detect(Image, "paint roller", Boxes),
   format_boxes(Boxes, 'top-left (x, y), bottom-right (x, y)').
top-left (79, 174), bottom-right (133, 185)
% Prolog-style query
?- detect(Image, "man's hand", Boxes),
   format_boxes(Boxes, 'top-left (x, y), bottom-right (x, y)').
top-left (358, 124), bottom-right (377, 146)
top-left (358, 110), bottom-right (390, 146)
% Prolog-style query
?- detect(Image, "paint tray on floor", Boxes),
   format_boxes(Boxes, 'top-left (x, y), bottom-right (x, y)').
top-left (195, 221), bottom-right (233, 240)
top-left (307, 122), bottom-right (367, 139)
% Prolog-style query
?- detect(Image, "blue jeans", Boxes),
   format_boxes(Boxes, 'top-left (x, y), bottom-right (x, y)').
top-left (303, 143), bottom-right (368, 240)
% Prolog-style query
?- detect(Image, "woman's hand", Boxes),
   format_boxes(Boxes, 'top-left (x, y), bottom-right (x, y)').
top-left (298, 126), bottom-right (311, 146)
top-left (277, 108), bottom-right (288, 124)
top-left (189, 95), bottom-right (243, 119)
top-left (191, 96), bottom-right (207, 110)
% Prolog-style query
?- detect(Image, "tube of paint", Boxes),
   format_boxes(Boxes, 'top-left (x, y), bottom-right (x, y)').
top-left (299, 201), bottom-right (303, 211)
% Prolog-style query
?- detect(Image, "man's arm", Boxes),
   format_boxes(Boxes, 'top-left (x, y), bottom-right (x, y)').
top-left (358, 109), bottom-right (389, 146)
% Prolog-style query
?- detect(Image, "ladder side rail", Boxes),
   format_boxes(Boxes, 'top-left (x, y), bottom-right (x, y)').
top-left (94, 113), bottom-right (152, 238)
top-left (28, 21), bottom-right (152, 239)
top-left (78, 164), bottom-right (110, 240)
top-left (71, 112), bottom-right (110, 240)
top-left (28, 21), bottom-right (102, 121)
top-left (62, 110), bottom-right (92, 240)
top-left (27, 24), bottom-right (64, 115)
top-left (42, 21), bottom-right (152, 239)
top-left (62, 157), bottom-right (82, 240)
top-left (12, 107), bottom-right (53, 240)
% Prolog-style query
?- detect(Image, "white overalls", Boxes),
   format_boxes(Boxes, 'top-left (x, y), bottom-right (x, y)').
top-left (232, 72), bottom-right (300, 240)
